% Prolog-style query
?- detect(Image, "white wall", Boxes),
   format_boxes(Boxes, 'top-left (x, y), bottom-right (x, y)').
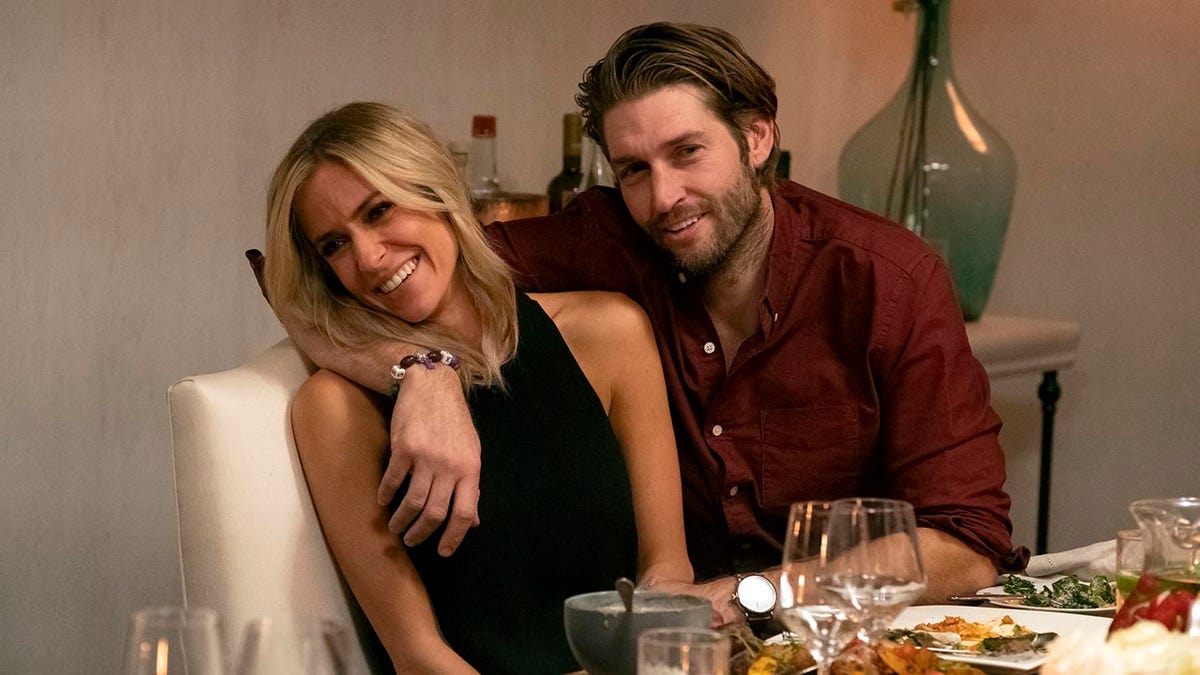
top-left (2, 1), bottom-right (1197, 671)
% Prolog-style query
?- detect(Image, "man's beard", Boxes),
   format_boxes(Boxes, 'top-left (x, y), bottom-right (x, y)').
top-left (648, 164), bottom-right (766, 279)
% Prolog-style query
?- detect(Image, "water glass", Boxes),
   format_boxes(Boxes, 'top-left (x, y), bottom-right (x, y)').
top-left (637, 627), bottom-right (729, 675)
top-left (1115, 528), bottom-right (1145, 610)
top-left (233, 614), bottom-right (355, 675)
top-left (123, 606), bottom-right (224, 675)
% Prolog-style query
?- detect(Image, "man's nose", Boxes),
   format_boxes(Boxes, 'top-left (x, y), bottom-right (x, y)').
top-left (649, 168), bottom-right (686, 216)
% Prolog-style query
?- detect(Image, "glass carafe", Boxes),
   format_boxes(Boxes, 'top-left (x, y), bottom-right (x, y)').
top-left (1110, 497), bottom-right (1200, 633)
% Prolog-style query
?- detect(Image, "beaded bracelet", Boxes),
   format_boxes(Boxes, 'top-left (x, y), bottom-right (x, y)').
top-left (389, 349), bottom-right (460, 398)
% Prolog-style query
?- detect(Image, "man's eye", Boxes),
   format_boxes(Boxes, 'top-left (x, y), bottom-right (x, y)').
top-left (618, 164), bottom-right (646, 182)
top-left (679, 145), bottom-right (702, 158)
top-left (366, 202), bottom-right (392, 223)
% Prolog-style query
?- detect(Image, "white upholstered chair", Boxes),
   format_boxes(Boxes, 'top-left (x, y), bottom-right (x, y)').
top-left (167, 338), bottom-right (390, 673)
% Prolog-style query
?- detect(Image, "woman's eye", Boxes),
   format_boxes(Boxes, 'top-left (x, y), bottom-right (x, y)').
top-left (366, 201), bottom-right (392, 223)
top-left (319, 239), bottom-right (346, 257)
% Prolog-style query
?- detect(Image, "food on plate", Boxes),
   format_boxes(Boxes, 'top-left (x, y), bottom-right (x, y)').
top-left (885, 614), bottom-right (1058, 656)
top-left (728, 628), bottom-right (985, 675)
top-left (871, 642), bottom-right (988, 674)
top-left (1000, 573), bottom-right (1116, 609)
top-left (728, 629), bottom-right (815, 675)
top-left (1110, 571), bottom-right (1200, 632)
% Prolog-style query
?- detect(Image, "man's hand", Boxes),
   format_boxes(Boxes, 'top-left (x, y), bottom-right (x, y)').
top-left (377, 365), bottom-right (482, 557)
top-left (640, 577), bottom-right (741, 628)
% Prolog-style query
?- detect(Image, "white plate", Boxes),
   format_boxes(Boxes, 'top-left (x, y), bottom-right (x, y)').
top-left (891, 604), bottom-right (1111, 673)
top-left (978, 574), bottom-right (1116, 615)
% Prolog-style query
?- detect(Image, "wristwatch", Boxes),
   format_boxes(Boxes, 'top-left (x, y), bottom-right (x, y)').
top-left (732, 573), bottom-right (777, 633)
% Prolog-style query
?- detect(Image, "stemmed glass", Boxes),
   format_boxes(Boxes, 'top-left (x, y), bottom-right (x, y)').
top-left (817, 498), bottom-right (926, 642)
top-left (778, 501), bottom-right (861, 675)
top-left (123, 606), bottom-right (225, 675)
top-left (232, 614), bottom-right (355, 675)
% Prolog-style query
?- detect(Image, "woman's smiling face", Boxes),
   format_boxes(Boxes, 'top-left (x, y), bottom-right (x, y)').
top-left (294, 160), bottom-right (466, 328)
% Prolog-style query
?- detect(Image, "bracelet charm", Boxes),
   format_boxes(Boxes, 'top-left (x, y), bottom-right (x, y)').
top-left (389, 350), bottom-right (460, 397)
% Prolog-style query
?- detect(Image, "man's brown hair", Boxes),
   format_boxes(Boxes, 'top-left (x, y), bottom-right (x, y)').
top-left (576, 22), bottom-right (781, 189)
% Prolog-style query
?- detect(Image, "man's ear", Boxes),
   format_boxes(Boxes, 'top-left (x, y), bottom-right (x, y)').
top-left (744, 116), bottom-right (775, 171)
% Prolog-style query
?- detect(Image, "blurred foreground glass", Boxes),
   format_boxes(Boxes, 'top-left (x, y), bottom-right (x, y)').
top-left (1111, 497), bottom-right (1200, 634)
top-left (819, 498), bottom-right (926, 641)
top-left (1115, 528), bottom-right (1145, 610)
top-left (233, 615), bottom-right (355, 675)
top-left (123, 606), bottom-right (224, 675)
top-left (637, 627), bottom-right (729, 675)
top-left (779, 501), bottom-right (859, 675)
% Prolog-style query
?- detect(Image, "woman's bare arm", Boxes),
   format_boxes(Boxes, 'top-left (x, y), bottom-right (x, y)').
top-left (291, 369), bottom-right (477, 674)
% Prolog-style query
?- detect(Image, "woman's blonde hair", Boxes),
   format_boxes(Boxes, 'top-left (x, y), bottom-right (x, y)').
top-left (264, 102), bottom-right (517, 388)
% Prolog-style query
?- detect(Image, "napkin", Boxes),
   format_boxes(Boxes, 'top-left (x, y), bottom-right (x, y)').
top-left (1018, 539), bottom-right (1118, 579)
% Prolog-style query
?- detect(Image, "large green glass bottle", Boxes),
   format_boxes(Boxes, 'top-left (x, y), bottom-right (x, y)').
top-left (837, 0), bottom-right (1014, 321)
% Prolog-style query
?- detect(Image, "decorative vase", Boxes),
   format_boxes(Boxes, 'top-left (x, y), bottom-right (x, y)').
top-left (837, 0), bottom-right (1015, 321)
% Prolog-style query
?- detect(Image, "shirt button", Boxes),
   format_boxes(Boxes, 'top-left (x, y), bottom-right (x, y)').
top-left (728, 485), bottom-right (739, 497)
top-left (773, 312), bottom-right (780, 323)
top-left (712, 424), bottom-right (723, 437)
top-left (703, 342), bottom-right (716, 354)
top-left (678, 272), bottom-right (687, 283)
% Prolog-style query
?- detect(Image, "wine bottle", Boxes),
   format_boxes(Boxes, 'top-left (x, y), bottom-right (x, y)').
top-left (469, 115), bottom-right (499, 199)
top-left (546, 113), bottom-right (583, 213)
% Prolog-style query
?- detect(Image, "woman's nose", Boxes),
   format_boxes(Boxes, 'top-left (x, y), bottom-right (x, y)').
top-left (352, 233), bottom-right (387, 272)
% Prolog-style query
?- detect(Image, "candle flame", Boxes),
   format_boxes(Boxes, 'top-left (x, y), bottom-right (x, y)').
top-left (155, 638), bottom-right (169, 675)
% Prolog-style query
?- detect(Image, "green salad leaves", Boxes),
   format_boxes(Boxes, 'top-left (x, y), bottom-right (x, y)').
top-left (1001, 574), bottom-right (1115, 609)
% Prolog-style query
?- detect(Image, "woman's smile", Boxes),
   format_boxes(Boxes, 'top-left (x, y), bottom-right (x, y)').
top-left (380, 256), bottom-right (419, 294)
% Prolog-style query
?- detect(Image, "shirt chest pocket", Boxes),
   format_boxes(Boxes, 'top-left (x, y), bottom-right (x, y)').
top-left (758, 405), bottom-right (868, 510)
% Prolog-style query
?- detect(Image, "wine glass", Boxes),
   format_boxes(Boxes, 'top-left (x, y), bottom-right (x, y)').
top-left (818, 498), bottom-right (926, 642)
top-left (778, 501), bottom-right (860, 675)
top-left (123, 606), bottom-right (225, 675)
top-left (232, 614), bottom-right (355, 675)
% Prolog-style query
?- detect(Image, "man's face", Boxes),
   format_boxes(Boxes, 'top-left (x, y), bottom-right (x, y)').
top-left (603, 84), bottom-right (770, 276)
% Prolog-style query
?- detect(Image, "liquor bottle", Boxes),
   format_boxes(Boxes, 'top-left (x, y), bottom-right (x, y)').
top-left (546, 113), bottom-right (583, 213)
top-left (775, 150), bottom-right (791, 180)
top-left (469, 115), bottom-right (499, 199)
top-left (578, 135), bottom-right (615, 192)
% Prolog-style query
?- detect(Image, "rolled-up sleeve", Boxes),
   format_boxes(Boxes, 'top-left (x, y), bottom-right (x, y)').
top-left (876, 253), bottom-right (1029, 571)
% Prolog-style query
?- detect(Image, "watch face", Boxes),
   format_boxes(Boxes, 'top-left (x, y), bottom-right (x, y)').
top-left (737, 575), bottom-right (777, 613)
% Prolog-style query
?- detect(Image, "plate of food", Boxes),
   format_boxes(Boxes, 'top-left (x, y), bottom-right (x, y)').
top-left (887, 605), bottom-right (1112, 673)
top-left (731, 629), bottom-right (990, 674)
top-left (978, 574), bottom-right (1117, 615)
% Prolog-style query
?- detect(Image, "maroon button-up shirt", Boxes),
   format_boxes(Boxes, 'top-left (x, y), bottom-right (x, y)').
top-left (487, 181), bottom-right (1027, 579)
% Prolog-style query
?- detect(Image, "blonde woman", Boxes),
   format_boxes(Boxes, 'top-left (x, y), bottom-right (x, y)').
top-left (263, 102), bottom-right (693, 673)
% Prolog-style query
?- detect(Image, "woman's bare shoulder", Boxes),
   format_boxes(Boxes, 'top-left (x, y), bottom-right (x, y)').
top-left (527, 291), bottom-right (652, 346)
